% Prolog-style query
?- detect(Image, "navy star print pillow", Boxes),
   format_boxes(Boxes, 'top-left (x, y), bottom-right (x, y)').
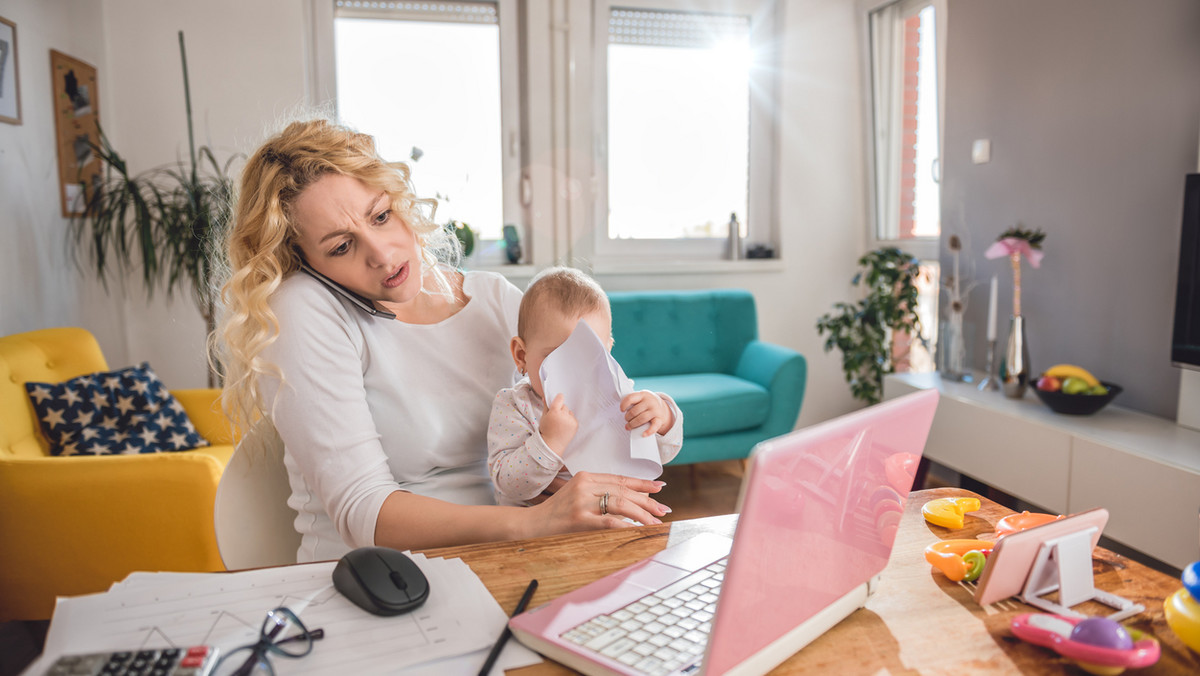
top-left (25, 363), bottom-right (209, 456)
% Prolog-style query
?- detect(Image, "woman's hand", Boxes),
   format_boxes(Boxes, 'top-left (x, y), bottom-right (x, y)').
top-left (620, 390), bottom-right (675, 437)
top-left (525, 471), bottom-right (671, 535)
top-left (526, 475), bottom-right (568, 505)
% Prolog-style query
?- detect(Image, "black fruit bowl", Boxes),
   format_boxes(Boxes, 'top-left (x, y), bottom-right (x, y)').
top-left (1033, 382), bottom-right (1123, 416)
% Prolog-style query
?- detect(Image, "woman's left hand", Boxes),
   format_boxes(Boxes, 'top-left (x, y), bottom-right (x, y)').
top-left (527, 476), bottom-right (568, 505)
top-left (525, 471), bottom-right (670, 534)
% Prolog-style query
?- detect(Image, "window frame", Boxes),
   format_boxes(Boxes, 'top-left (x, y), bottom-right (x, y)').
top-left (859, 0), bottom-right (946, 262)
top-left (858, 0), bottom-right (948, 374)
top-left (589, 0), bottom-right (783, 264)
top-left (310, 0), bottom-right (787, 273)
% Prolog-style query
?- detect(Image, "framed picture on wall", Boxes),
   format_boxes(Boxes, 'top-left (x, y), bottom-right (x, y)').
top-left (50, 49), bottom-right (101, 217)
top-left (0, 15), bottom-right (21, 125)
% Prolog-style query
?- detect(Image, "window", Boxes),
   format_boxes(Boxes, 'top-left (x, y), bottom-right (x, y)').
top-left (592, 1), bottom-right (780, 261)
top-left (320, 0), bottom-right (780, 268)
top-left (867, 0), bottom-right (946, 371)
top-left (332, 0), bottom-right (521, 253)
top-left (868, 0), bottom-right (942, 254)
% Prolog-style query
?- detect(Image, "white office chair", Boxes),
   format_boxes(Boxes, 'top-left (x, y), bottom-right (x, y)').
top-left (213, 421), bottom-right (301, 570)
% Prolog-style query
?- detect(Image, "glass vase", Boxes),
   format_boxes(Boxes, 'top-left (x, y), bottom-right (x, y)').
top-left (939, 313), bottom-right (969, 382)
top-left (1000, 315), bottom-right (1031, 398)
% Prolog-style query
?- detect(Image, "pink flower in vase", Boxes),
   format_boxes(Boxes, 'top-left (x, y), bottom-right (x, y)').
top-left (984, 226), bottom-right (1046, 317)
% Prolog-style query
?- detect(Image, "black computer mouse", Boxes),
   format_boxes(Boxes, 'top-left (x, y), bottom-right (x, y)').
top-left (332, 547), bottom-right (430, 616)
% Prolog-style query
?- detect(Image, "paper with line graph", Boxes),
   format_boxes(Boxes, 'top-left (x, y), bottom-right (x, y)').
top-left (32, 553), bottom-right (538, 674)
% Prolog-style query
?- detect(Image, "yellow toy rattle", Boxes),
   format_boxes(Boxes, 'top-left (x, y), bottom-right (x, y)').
top-left (922, 496), bottom-right (980, 530)
top-left (924, 539), bottom-right (992, 582)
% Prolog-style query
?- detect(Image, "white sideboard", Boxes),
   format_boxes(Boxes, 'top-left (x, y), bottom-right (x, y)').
top-left (883, 372), bottom-right (1200, 570)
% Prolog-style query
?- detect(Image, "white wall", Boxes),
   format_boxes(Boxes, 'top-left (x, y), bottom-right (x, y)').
top-left (1, 0), bottom-right (865, 425)
top-left (94, 0), bottom-right (311, 387)
top-left (0, 0), bottom-right (131, 367)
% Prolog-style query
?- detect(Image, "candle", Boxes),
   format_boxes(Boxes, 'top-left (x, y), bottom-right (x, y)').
top-left (986, 275), bottom-right (998, 341)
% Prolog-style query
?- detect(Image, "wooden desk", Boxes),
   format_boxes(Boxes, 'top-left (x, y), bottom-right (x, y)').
top-left (422, 488), bottom-right (1199, 674)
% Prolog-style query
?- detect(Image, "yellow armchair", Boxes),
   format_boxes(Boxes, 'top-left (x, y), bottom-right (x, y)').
top-left (0, 327), bottom-right (235, 620)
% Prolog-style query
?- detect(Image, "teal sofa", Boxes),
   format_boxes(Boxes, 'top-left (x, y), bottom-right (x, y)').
top-left (608, 289), bottom-right (807, 465)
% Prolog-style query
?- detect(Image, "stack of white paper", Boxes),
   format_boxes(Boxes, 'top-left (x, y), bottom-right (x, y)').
top-left (25, 554), bottom-right (540, 675)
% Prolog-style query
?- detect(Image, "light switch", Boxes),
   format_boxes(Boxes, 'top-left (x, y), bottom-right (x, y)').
top-left (972, 139), bottom-right (991, 164)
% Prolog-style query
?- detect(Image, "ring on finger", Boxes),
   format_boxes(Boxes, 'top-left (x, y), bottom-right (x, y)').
top-left (600, 491), bottom-right (609, 516)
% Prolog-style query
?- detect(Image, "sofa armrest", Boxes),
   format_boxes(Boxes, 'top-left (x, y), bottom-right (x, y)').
top-left (172, 388), bottom-right (238, 445)
top-left (734, 340), bottom-right (808, 433)
top-left (0, 452), bottom-right (226, 620)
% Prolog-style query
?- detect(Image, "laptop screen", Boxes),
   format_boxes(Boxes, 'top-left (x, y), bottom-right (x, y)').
top-left (705, 389), bottom-right (938, 674)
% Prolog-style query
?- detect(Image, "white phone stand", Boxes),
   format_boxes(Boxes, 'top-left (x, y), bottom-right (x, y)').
top-left (1020, 526), bottom-right (1144, 622)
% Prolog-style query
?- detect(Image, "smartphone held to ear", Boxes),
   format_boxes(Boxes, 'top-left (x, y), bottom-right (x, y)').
top-left (299, 261), bottom-right (397, 320)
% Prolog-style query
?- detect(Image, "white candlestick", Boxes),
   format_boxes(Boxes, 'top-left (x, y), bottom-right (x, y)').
top-left (952, 251), bottom-right (960, 304)
top-left (986, 275), bottom-right (998, 341)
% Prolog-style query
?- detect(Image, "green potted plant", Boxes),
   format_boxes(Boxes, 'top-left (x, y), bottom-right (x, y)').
top-left (445, 220), bottom-right (475, 257)
top-left (69, 32), bottom-right (236, 386)
top-left (816, 247), bottom-right (924, 404)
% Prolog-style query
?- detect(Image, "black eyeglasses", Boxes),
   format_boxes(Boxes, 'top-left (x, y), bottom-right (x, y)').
top-left (218, 607), bottom-right (325, 676)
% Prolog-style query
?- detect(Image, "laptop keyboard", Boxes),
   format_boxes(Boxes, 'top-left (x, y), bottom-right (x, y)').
top-left (559, 558), bottom-right (727, 675)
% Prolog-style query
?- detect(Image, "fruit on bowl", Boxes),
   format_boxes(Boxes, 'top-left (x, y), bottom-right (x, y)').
top-left (1034, 364), bottom-right (1122, 415)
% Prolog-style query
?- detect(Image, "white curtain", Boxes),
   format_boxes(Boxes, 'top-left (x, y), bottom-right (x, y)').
top-left (870, 3), bottom-right (904, 241)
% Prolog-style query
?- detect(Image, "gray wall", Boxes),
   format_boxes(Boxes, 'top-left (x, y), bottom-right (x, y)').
top-left (942, 0), bottom-right (1200, 418)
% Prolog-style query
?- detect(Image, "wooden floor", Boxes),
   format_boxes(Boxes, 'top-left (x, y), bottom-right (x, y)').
top-left (656, 459), bottom-right (748, 522)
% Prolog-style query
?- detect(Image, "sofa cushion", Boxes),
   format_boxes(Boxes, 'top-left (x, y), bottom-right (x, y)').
top-left (634, 373), bottom-right (770, 437)
top-left (25, 363), bottom-right (209, 456)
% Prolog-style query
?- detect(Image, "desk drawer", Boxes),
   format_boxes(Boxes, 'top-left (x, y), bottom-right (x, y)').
top-left (1069, 438), bottom-right (1200, 571)
top-left (924, 396), bottom-right (1071, 513)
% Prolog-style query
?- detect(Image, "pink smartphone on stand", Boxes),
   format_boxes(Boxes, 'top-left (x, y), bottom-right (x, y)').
top-left (974, 507), bottom-right (1141, 620)
top-left (974, 508), bottom-right (1108, 607)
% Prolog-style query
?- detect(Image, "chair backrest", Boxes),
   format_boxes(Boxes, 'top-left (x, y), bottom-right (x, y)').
top-left (213, 421), bottom-right (301, 570)
top-left (0, 327), bottom-right (109, 458)
top-left (608, 289), bottom-right (759, 377)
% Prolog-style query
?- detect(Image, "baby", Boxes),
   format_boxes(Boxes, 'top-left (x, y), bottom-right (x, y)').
top-left (487, 267), bottom-right (683, 507)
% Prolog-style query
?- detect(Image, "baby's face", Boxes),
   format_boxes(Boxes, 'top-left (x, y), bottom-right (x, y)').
top-left (520, 309), bottom-right (613, 401)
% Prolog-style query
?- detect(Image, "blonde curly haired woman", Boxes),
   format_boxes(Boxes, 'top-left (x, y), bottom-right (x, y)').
top-left (217, 119), bottom-right (670, 562)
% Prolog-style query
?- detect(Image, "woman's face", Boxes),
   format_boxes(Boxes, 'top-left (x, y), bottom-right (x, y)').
top-left (291, 173), bottom-right (423, 307)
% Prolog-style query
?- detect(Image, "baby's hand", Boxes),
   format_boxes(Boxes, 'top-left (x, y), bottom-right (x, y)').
top-left (540, 394), bottom-right (578, 453)
top-left (620, 391), bottom-right (675, 437)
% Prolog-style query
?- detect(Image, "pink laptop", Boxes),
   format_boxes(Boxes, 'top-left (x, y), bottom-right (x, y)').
top-left (509, 389), bottom-right (940, 675)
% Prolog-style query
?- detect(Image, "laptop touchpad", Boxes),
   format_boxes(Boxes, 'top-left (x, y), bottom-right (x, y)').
top-left (653, 533), bottom-right (733, 570)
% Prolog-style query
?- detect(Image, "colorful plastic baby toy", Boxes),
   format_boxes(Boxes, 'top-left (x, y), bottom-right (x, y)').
top-left (924, 539), bottom-right (991, 582)
top-left (993, 510), bottom-right (1064, 539)
top-left (1010, 613), bottom-right (1160, 675)
top-left (922, 496), bottom-right (980, 530)
top-left (1164, 560), bottom-right (1200, 653)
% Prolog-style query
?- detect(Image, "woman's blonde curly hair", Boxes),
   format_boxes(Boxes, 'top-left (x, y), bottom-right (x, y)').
top-left (213, 118), bottom-right (460, 433)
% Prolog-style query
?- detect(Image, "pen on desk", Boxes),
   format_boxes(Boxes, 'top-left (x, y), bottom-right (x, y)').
top-left (478, 578), bottom-right (538, 676)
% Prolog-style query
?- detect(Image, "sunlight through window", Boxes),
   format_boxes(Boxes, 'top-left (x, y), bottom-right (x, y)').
top-left (335, 15), bottom-right (504, 239)
top-left (606, 9), bottom-right (751, 241)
